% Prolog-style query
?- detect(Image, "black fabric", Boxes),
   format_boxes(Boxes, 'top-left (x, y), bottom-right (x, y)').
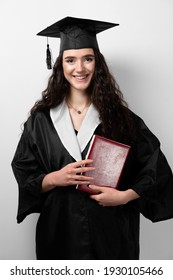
top-left (37, 16), bottom-right (119, 52)
top-left (11, 109), bottom-right (173, 260)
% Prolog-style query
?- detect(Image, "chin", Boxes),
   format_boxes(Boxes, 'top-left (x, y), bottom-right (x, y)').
top-left (73, 82), bottom-right (91, 91)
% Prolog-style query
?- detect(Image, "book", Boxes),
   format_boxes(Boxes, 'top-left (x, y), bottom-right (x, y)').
top-left (76, 135), bottom-right (130, 194)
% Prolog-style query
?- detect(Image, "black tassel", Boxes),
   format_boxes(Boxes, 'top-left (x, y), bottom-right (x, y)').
top-left (46, 39), bottom-right (52, 69)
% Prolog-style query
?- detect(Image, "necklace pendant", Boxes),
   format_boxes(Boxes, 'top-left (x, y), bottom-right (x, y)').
top-left (77, 110), bottom-right (82, 114)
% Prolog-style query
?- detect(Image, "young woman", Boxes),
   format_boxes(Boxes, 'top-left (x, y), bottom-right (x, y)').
top-left (12, 16), bottom-right (173, 260)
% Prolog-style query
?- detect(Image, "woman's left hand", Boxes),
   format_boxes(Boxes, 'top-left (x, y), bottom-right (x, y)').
top-left (89, 185), bottom-right (140, 207)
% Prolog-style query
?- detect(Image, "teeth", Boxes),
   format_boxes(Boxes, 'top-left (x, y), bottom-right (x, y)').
top-left (74, 75), bottom-right (87, 80)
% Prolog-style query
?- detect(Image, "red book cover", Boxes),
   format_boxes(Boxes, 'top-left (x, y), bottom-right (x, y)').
top-left (76, 135), bottom-right (130, 194)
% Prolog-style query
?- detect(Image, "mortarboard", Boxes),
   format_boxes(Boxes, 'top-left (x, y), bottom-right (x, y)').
top-left (37, 16), bottom-right (119, 69)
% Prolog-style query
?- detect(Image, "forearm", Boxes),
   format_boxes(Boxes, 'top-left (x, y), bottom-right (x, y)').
top-left (124, 189), bottom-right (140, 204)
top-left (42, 172), bottom-right (57, 193)
top-left (89, 185), bottom-right (140, 207)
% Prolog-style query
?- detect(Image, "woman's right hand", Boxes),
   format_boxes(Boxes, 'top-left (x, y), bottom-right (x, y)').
top-left (42, 159), bottom-right (95, 192)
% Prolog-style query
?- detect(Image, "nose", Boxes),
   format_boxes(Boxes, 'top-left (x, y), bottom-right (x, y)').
top-left (76, 60), bottom-right (84, 72)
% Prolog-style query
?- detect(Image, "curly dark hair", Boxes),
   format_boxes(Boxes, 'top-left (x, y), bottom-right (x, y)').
top-left (31, 49), bottom-right (135, 143)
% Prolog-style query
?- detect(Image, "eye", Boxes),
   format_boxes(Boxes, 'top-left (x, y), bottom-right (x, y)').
top-left (66, 58), bottom-right (75, 64)
top-left (85, 56), bottom-right (94, 62)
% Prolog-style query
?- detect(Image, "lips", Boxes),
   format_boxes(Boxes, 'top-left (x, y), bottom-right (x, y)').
top-left (73, 75), bottom-right (88, 80)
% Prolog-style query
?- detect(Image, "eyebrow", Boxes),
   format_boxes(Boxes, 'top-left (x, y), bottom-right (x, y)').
top-left (64, 54), bottom-right (95, 59)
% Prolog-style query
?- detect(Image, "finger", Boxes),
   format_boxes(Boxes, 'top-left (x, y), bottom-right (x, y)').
top-left (76, 181), bottom-right (92, 185)
top-left (72, 159), bottom-right (94, 168)
top-left (89, 185), bottom-right (105, 196)
top-left (89, 184), bottom-right (103, 191)
top-left (68, 180), bottom-right (91, 186)
top-left (99, 203), bottom-right (106, 207)
top-left (81, 158), bottom-right (94, 164)
top-left (74, 166), bottom-right (95, 173)
top-left (71, 174), bottom-right (94, 181)
top-left (90, 192), bottom-right (101, 198)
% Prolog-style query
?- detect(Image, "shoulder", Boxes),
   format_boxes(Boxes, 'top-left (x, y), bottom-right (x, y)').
top-left (127, 109), bottom-right (151, 131)
top-left (24, 109), bottom-right (51, 133)
top-left (130, 111), bottom-right (160, 147)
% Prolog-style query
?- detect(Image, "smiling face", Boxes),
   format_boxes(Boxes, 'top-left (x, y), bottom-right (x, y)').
top-left (62, 48), bottom-right (95, 95)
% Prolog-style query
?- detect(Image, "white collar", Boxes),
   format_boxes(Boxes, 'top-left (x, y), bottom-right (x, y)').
top-left (50, 100), bottom-right (101, 161)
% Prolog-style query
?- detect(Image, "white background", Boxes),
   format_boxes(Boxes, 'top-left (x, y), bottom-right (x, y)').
top-left (0, 0), bottom-right (173, 260)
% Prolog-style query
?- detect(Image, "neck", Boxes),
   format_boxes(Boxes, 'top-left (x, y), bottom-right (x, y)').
top-left (66, 90), bottom-right (91, 115)
top-left (67, 89), bottom-right (90, 107)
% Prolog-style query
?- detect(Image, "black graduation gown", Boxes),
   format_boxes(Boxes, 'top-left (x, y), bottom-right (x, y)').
top-left (11, 107), bottom-right (173, 260)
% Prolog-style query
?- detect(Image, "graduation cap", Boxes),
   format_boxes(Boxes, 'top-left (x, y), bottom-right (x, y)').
top-left (37, 16), bottom-right (119, 69)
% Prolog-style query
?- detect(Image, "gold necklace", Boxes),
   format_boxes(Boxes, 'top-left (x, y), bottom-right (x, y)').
top-left (67, 102), bottom-right (90, 114)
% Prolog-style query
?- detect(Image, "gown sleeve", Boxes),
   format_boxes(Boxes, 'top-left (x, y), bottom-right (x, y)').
top-left (11, 117), bottom-right (47, 223)
top-left (131, 115), bottom-right (173, 222)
